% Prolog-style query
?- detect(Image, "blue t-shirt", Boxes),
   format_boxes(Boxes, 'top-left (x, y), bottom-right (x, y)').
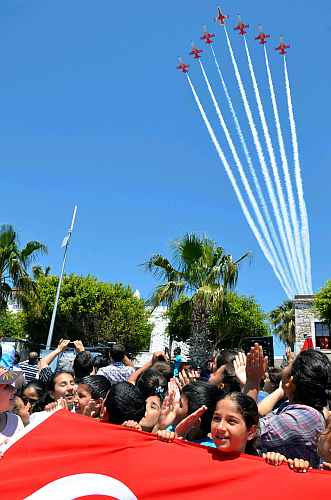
top-left (193, 437), bottom-right (216, 448)
top-left (173, 355), bottom-right (182, 377)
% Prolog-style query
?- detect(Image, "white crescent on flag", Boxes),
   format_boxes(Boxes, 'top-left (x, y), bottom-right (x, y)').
top-left (25, 473), bottom-right (138, 500)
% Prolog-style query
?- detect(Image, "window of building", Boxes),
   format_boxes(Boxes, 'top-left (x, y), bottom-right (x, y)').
top-left (315, 322), bottom-right (330, 350)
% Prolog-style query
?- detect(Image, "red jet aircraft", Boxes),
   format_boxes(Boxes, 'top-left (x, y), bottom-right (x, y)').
top-left (200, 27), bottom-right (216, 44)
top-left (275, 36), bottom-right (290, 55)
top-left (234, 16), bottom-right (249, 36)
top-left (177, 58), bottom-right (189, 73)
top-left (189, 44), bottom-right (203, 59)
top-left (215, 6), bottom-right (229, 25)
top-left (255, 27), bottom-right (270, 44)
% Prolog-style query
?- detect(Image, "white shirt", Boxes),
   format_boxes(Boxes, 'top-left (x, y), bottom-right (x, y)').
top-left (0, 412), bottom-right (24, 453)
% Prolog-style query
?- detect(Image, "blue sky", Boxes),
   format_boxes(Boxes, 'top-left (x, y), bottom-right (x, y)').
top-left (2, 0), bottom-right (331, 320)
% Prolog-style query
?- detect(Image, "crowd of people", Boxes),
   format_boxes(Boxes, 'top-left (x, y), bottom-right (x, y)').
top-left (0, 339), bottom-right (330, 475)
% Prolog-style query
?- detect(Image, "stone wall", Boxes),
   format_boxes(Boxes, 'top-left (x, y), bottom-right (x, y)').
top-left (294, 295), bottom-right (315, 351)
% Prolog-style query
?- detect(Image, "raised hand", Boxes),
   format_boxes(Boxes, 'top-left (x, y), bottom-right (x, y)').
top-left (233, 352), bottom-right (247, 387)
top-left (73, 340), bottom-right (85, 353)
top-left (177, 369), bottom-right (200, 389)
top-left (82, 399), bottom-right (101, 418)
top-left (175, 406), bottom-right (207, 439)
top-left (246, 343), bottom-right (268, 383)
top-left (57, 339), bottom-right (71, 353)
top-left (158, 379), bottom-right (180, 429)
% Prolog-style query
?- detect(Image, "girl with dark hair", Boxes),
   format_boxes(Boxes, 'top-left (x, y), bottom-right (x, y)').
top-left (123, 369), bottom-right (167, 432)
top-left (21, 381), bottom-right (45, 412)
top-left (210, 392), bottom-right (259, 455)
top-left (157, 391), bottom-right (259, 457)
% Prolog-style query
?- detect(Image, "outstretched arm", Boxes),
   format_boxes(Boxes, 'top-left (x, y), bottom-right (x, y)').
top-left (39, 339), bottom-right (70, 371)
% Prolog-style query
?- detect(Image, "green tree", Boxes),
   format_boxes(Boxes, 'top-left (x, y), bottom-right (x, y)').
top-left (270, 300), bottom-right (295, 348)
top-left (167, 292), bottom-right (269, 349)
top-left (145, 233), bottom-right (249, 366)
top-left (314, 280), bottom-right (331, 327)
top-left (0, 310), bottom-right (26, 340)
top-left (24, 274), bottom-right (152, 354)
top-left (0, 225), bottom-right (47, 311)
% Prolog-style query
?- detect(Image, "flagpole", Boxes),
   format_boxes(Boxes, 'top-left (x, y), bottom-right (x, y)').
top-left (46, 206), bottom-right (77, 350)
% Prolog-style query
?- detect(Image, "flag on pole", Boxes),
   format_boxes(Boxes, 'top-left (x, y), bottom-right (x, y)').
top-left (61, 233), bottom-right (70, 248)
top-left (0, 410), bottom-right (329, 499)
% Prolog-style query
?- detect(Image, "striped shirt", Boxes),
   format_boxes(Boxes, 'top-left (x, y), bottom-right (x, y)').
top-left (259, 403), bottom-right (325, 468)
top-left (18, 361), bottom-right (39, 383)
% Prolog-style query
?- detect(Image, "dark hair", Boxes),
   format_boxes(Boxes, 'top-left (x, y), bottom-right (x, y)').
top-left (152, 361), bottom-right (172, 382)
top-left (93, 355), bottom-right (109, 371)
top-left (79, 375), bottom-right (111, 400)
top-left (223, 392), bottom-right (259, 455)
top-left (73, 351), bottom-right (93, 381)
top-left (222, 363), bottom-right (241, 393)
top-left (291, 349), bottom-right (330, 412)
top-left (48, 370), bottom-right (75, 392)
top-left (216, 349), bottom-right (238, 369)
top-left (28, 352), bottom-right (39, 365)
top-left (111, 344), bottom-right (126, 362)
top-left (182, 381), bottom-right (224, 436)
top-left (21, 381), bottom-right (46, 412)
top-left (21, 381), bottom-right (44, 400)
top-left (267, 367), bottom-right (282, 393)
top-left (174, 347), bottom-right (181, 356)
top-left (136, 369), bottom-right (167, 400)
top-left (14, 352), bottom-right (20, 364)
top-left (104, 382), bottom-right (146, 425)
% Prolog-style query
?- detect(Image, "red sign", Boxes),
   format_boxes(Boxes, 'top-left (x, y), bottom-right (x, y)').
top-left (0, 410), bottom-right (329, 499)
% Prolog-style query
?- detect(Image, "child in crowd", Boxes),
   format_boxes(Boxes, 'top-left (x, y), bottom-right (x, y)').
top-left (12, 396), bottom-right (31, 426)
top-left (157, 392), bottom-right (259, 458)
top-left (76, 375), bottom-right (111, 417)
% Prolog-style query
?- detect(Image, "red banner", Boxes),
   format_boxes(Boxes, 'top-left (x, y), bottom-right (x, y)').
top-left (0, 410), bottom-right (329, 499)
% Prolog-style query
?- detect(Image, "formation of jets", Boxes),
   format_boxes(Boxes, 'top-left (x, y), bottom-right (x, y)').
top-left (177, 6), bottom-right (291, 73)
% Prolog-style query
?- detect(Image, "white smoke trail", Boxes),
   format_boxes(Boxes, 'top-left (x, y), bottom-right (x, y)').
top-left (284, 57), bottom-right (312, 293)
top-left (224, 27), bottom-right (298, 293)
top-left (210, 46), bottom-right (294, 295)
top-left (186, 74), bottom-right (293, 297)
top-left (243, 37), bottom-right (304, 293)
top-left (199, 60), bottom-right (294, 296)
top-left (264, 46), bottom-right (307, 293)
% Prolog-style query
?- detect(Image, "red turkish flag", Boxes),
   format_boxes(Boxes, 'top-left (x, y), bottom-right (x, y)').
top-left (0, 410), bottom-right (329, 499)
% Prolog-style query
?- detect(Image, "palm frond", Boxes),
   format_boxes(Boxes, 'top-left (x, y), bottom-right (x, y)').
top-left (146, 280), bottom-right (186, 309)
top-left (20, 241), bottom-right (48, 267)
top-left (143, 255), bottom-right (181, 282)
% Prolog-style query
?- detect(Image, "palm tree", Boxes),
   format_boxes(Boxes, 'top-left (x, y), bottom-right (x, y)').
top-left (145, 233), bottom-right (249, 366)
top-left (32, 265), bottom-right (51, 280)
top-left (270, 300), bottom-right (295, 349)
top-left (0, 225), bottom-right (47, 311)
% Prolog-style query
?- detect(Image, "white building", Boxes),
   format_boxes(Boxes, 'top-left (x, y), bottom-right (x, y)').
top-left (134, 305), bottom-right (189, 366)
